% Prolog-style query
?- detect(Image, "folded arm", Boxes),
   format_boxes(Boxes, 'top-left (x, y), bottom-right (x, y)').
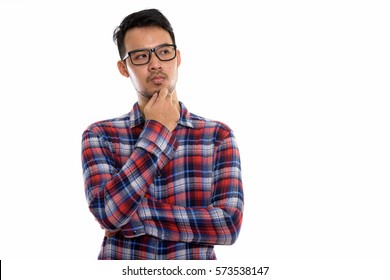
top-left (138, 135), bottom-right (244, 245)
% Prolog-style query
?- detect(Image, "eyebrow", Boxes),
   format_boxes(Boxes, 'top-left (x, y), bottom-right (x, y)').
top-left (127, 42), bottom-right (174, 53)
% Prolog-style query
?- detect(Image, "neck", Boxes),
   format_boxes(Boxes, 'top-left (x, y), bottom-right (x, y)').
top-left (137, 95), bottom-right (149, 116)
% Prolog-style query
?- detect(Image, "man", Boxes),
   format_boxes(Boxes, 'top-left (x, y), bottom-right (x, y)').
top-left (81, 9), bottom-right (244, 260)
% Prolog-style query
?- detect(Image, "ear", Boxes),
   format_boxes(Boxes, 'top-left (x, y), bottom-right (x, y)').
top-left (176, 49), bottom-right (181, 67)
top-left (117, 60), bottom-right (130, 78)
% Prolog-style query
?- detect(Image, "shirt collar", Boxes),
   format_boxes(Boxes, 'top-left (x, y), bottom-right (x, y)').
top-left (128, 101), bottom-right (195, 129)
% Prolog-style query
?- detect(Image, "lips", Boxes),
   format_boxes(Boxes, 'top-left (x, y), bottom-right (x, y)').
top-left (148, 73), bottom-right (168, 84)
top-left (151, 75), bottom-right (165, 83)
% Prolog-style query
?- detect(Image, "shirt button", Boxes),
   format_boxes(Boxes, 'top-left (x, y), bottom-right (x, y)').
top-left (133, 230), bottom-right (137, 235)
top-left (156, 170), bottom-right (162, 178)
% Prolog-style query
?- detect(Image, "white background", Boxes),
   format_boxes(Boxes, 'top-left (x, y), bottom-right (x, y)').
top-left (1, 0), bottom-right (389, 278)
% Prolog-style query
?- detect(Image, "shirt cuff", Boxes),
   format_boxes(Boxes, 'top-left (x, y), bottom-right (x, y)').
top-left (135, 120), bottom-right (178, 169)
top-left (121, 211), bottom-right (146, 238)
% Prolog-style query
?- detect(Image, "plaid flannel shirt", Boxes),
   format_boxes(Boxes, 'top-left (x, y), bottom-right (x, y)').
top-left (81, 102), bottom-right (244, 259)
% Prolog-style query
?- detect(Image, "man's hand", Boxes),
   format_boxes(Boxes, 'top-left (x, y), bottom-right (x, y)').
top-left (99, 223), bottom-right (120, 237)
top-left (104, 229), bottom-right (120, 237)
top-left (144, 88), bottom-right (180, 132)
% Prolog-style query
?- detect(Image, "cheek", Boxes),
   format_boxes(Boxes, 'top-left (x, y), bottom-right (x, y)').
top-left (129, 69), bottom-right (145, 86)
top-left (167, 64), bottom-right (178, 78)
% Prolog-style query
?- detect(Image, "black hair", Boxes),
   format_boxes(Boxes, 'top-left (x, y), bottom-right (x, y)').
top-left (113, 9), bottom-right (176, 60)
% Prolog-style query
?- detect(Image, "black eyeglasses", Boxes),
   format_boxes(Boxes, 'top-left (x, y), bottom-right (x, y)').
top-left (123, 44), bottom-right (177, 66)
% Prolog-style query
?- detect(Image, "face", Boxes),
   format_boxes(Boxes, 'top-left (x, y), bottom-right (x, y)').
top-left (117, 26), bottom-right (181, 103)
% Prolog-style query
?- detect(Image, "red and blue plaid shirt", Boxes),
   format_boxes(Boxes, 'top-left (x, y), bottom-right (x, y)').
top-left (81, 102), bottom-right (244, 260)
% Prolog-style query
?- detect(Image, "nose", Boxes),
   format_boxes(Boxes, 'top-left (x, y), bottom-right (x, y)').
top-left (148, 51), bottom-right (162, 71)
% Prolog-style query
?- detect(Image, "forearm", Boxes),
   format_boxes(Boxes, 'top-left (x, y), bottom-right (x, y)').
top-left (82, 120), bottom-right (177, 230)
top-left (138, 133), bottom-right (244, 245)
top-left (87, 149), bottom-right (155, 230)
top-left (138, 198), bottom-right (243, 245)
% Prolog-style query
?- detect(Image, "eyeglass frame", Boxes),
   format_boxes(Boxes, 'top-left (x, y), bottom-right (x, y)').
top-left (122, 43), bottom-right (177, 66)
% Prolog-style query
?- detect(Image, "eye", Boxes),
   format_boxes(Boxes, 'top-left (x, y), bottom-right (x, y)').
top-left (130, 50), bottom-right (149, 62)
top-left (159, 48), bottom-right (170, 56)
top-left (158, 46), bottom-right (175, 58)
top-left (135, 54), bottom-right (147, 60)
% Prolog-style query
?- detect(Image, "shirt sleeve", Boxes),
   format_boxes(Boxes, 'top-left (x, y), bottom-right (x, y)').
top-left (81, 120), bottom-right (178, 231)
top-left (137, 134), bottom-right (244, 245)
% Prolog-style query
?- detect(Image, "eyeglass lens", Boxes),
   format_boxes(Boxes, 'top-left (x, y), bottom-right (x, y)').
top-left (130, 45), bottom-right (176, 65)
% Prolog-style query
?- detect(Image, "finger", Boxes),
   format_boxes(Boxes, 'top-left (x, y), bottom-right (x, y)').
top-left (105, 230), bottom-right (119, 237)
top-left (159, 87), bottom-right (169, 99)
top-left (169, 90), bottom-right (178, 102)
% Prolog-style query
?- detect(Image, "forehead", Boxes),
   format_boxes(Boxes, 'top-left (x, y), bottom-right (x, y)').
top-left (123, 26), bottom-right (173, 51)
